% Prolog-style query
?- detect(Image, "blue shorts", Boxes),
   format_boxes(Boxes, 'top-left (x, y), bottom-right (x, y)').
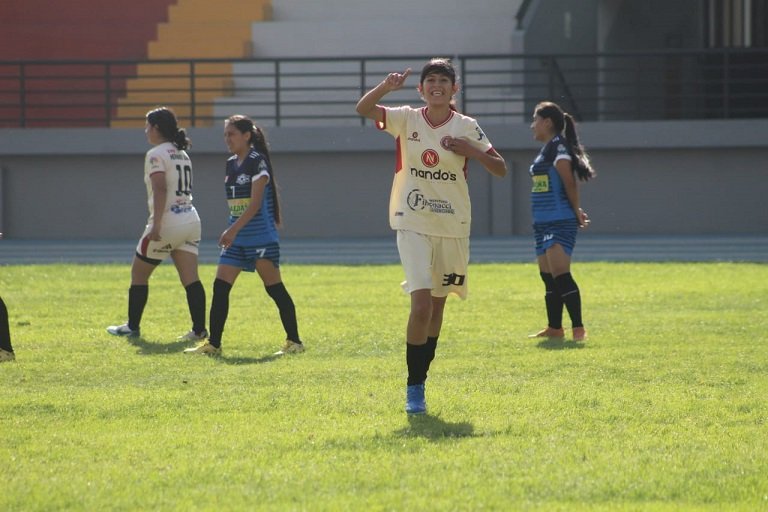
top-left (218, 242), bottom-right (281, 272)
top-left (533, 219), bottom-right (578, 256)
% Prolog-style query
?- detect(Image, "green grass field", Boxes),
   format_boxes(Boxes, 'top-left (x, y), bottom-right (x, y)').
top-left (1, 262), bottom-right (766, 511)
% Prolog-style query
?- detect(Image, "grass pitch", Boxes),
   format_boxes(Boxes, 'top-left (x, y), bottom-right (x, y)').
top-left (0, 262), bottom-right (766, 511)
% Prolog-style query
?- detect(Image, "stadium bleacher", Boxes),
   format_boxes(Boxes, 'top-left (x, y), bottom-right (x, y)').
top-left (0, 0), bottom-right (176, 127)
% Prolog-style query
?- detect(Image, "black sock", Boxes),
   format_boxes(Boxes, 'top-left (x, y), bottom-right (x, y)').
top-left (555, 272), bottom-right (583, 328)
top-left (127, 285), bottom-right (148, 331)
top-left (425, 336), bottom-right (439, 374)
top-left (541, 272), bottom-right (563, 329)
top-left (406, 342), bottom-right (430, 386)
top-left (265, 282), bottom-right (301, 343)
top-left (0, 296), bottom-right (13, 353)
top-left (184, 280), bottom-right (206, 334)
top-left (208, 278), bottom-right (232, 347)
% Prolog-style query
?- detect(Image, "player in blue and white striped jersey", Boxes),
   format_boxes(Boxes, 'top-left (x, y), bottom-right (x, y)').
top-left (528, 101), bottom-right (595, 342)
top-left (185, 115), bottom-right (303, 356)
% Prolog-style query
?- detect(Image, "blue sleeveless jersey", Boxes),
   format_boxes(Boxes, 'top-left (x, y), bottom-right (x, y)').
top-left (529, 135), bottom-right (575, 223)
top-left (225, 149), bottom-right (279, 246)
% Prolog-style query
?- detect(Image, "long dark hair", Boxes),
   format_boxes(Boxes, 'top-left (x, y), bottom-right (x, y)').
top-left (146, 107), bottom-right (190, 150)
top-left (534, 101), bottom-right (595, 181)
top-left (226, 115), bottom-right (282, 226)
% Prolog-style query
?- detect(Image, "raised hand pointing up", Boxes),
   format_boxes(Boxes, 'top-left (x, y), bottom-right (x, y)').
top-left (382, 68), bottom-right (412, 92)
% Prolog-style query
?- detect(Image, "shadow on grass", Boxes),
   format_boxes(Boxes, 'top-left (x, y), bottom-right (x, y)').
top-left (394, 414), bottom-right (476, 441)
top-left (125, 337), bottom-right (283, 365)
top-left (218, 353), bottom-right (283, 365)
top-left (535, 338), bottom-right (585, 350)
top-left (126, 336), bottom-right (192, 355)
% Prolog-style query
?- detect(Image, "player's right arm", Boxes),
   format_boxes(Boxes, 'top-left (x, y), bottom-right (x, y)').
top-left (356, 68), bottom-right (411, 124)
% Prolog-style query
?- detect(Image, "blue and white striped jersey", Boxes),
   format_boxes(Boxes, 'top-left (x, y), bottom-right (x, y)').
top-left (224, 149), bottom-right (278, 246)
top-left (529, 135), bottom-right (575, 223)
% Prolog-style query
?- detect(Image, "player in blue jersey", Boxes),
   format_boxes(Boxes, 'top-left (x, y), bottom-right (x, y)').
top-left (185, 115), bottom-right (303, 356)
top-left (528, 101), bottom-right (595, 342)
top-left (107, 107), bottom-right (207, 341)
top-left (357, 58), bottom-right (507, 414)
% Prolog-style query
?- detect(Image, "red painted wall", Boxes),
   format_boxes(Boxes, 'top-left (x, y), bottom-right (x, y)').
top-left (0, 0), bottom-right (177, 126)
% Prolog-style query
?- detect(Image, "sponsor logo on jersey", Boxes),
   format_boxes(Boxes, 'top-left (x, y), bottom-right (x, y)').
top-left (408, 131), bottom-right (421, 142)
top-left (421, 149), bottom-right (439, 168)
top-left (228, 198), bottom-right (250, 217)
top-left (475, 126), bottom-right (486, 141)
top-left (532, 174), bottom-right (550, 193)
top-left (407, 189), bottom-right (455, 214)
top-left (170, 204), bottom-right (194, 214)
top-left (407, 189), bottom-right (426, 210)
top-left (410, 167), bottom-right (457, 182)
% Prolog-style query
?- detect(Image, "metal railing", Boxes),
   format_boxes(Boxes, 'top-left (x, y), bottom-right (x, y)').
top-left (1, 49), bottom-right (766, 128)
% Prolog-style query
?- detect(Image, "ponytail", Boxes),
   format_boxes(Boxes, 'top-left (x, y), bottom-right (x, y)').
top-left (146, 107), bottom-right (190, 150)
top-left (251, 126), bottom-right (282, 227)
top-left (171, 128), bottom-right (191, 151)
top-left (563, 114), bottom-right (595, 182)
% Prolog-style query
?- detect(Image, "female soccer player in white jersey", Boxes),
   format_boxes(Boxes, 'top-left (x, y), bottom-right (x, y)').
top-left (528, 101), bottom-right (595, 342)
top-left (107, 107), bottom-right (207, 341)
top-left (185, 115), bottom-right (303, 356)
top-left (356, 58), bottom-right (507, 414)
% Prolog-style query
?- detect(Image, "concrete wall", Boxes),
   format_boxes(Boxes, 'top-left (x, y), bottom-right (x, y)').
top-left (518, 0), bottom-right (708, 121)
top-left (601, 0), bottom-right (703, 50)
top-left (0, 119), bottom-right (766, 241)
top-left (251, 0), bottom-right (520, 58)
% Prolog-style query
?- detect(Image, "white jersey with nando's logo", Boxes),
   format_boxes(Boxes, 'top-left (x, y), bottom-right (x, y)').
top-left (377, 105), bottom-right (494, 238)
top-left (144, 142), bottom-right (199, 227)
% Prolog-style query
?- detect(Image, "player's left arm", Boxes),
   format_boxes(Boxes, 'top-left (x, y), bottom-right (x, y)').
top-left (555, 158), bottom-right (589, 227)
top-left (446, 138), bottom-right (507, 178)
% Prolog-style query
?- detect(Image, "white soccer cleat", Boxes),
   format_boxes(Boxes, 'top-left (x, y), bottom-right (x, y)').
top-left (177, 329), bottom-right (209, 342)
top-left (106, 323), bottom-right (140, 337)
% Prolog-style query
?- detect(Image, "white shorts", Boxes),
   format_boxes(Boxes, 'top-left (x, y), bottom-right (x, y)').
top-left (396, 230), bottom-right (470, 299)
top-left (135, 221), bottom-right (201, 263)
